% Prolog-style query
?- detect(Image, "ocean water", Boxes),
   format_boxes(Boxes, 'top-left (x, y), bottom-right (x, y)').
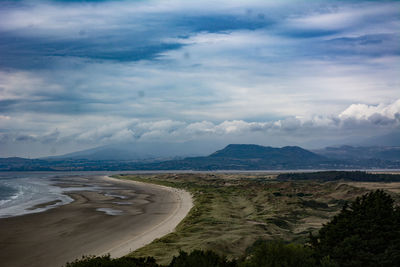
top-left (0, 172), bottom-right (74, 218)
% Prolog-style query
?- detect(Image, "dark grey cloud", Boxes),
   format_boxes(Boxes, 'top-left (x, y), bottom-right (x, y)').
top-left (175, 14), bottom-right (274, 33)
top-left (0, 31), bottom-right (185, 69)
top-left (1, 0), bottom-right (398, 71)
top-left (321, 34), bottom-right (400, 57)
top-left (0, 2), bottom-right (279, 70)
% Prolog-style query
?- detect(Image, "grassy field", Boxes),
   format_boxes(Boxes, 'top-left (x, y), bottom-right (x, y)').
top-left (114, 173), bottom-right (400, 265)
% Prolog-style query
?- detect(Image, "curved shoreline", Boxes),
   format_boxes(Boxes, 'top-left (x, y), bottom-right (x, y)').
top-left (0, 174), bottom-right (193, 267)
top-left (100, 176), bottom-right (193, 257)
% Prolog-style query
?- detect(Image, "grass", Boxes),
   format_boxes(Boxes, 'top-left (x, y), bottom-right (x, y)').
top-left (113, 173), bottom-right (383, 265)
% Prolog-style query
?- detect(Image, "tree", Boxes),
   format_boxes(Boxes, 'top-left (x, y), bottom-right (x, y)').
top-left (169, 250), bottom-right (236, 267)
top-left (310, 190), bottom-right (400, 267)
top-left (64, 255), bottom-right (159, 267)
top-left (239, 240), bottom-right (328, 267)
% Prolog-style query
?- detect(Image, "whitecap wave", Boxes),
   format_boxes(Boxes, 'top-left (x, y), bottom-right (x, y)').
top-left (0, 175), bottom-right (73, 218)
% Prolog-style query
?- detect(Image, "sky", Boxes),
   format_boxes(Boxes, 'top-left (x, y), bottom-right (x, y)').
top-left (0, 0), bottom-right (399, 158)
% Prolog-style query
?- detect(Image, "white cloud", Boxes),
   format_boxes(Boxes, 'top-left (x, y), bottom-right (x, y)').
top-left (1, 98), bottom-right (399, 157)
top-left (286, 2), bottom-right (399, 36)
top-left (0, 71), bottom-right (63, 100)
top-left (0, 0), bottom-right (284, 37)
top-left (0, 115), bottom-right (10, 121)
top-left (288, 10), bottom-right (358, 31)
top-left (0, 0), bottom-right (399, 157)
top-left (339, 99), bottom-right (400, 120)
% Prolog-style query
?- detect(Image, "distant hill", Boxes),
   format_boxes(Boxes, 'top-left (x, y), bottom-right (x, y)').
top-left (43, 141), bottom-right (218, 161)
top-left (210, 144), bottom-right (324, 161)
top-left (141, 144), bottom-right (332, 170)
top-left (313, 146), bottom-right (400, 162)
top-left (0, 157), bottom-right (32, 164)
top-left (2, 144), bottom-right (400, 171)
top-left (358, 130), bottom-right (400, 147)
top-left (0, 157), bottom-right (54, 171)
top-left (45, 146), bottom-right (143, 161)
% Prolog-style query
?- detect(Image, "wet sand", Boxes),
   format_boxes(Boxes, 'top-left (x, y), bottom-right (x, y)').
top-left (0, 175), bottom-right (192, 267)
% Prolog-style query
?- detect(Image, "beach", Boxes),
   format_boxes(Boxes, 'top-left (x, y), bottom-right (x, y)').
top-left (0, 175), bottom-right (192, 267)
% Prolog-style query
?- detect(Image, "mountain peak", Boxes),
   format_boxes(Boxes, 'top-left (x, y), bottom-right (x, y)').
top-left (210, 144), bottom-right (271, 158)
top-left (209, 144), bottom-right (324, 161)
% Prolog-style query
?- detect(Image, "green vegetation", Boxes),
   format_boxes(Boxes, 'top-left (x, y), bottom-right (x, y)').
top-left (65, 255), bottom-right (158, 267)
top-left (310, 190), bottom-right (400, 266)
top-left (169, 250), bottom-right (236, 267)
top-left (66, 186), bottom-right (400, 267)
top-left (277, 171), bottom-right (400, 182)
top-left (65, 250), bottom-right (236, 267)
top-left (114, 173), bottom-right (370, 264)
top-left (239, 240), bottom-right (338, 267)
top-left (65, 241), bottom-right (336, 267)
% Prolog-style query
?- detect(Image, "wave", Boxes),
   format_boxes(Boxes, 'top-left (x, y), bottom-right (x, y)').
top-left (0, 175), bottom-right (73, 218)
top-left (0, 189), bottom-right (23, 206)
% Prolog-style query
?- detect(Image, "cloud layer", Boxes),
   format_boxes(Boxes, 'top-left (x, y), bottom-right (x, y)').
top-left (0, 0), bottom-right (399, 157)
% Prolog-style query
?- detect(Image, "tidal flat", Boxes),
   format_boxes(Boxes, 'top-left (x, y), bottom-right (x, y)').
top-left (0, 175), bottom-right (191, 267)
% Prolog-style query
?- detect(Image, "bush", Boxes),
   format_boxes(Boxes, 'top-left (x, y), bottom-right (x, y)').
top-left (239, 240), bottom-right (321, 267)
top-left (310, 190), bottom-right (400, 267)
top-left (66, 190), bottom-right (400, 267)
top-left (65, 254), bottom-right (159, 267)
top-left (169, 250), bottom-right (236, 267)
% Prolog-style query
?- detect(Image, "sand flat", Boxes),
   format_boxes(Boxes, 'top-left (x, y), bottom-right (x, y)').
top-left (0, 175), bottom-right (192, 267)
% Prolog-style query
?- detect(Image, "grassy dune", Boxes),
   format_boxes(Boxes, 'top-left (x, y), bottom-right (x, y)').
top-left (114, 173), bottom-right (397, 265)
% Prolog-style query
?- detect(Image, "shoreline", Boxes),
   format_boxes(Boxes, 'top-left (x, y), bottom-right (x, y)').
top-left (100, 176), bottom-right (193, 257)
top-left (0, 174), bottom-right (193, 267)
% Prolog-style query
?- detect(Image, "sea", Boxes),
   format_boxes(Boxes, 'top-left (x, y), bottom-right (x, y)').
top-left (0, 170), bottom-right (168, 218)
top-left (0, 172), bottom-right (77, 218)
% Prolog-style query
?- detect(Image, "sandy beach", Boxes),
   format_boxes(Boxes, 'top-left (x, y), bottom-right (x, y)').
top-left (0, 175), bottom-right (192, 267)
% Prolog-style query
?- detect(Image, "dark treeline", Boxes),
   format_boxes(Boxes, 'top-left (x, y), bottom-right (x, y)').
top-left (66, 190), bottom-right (400, 267)
top-left (277, 171), bottom-right (400, 182)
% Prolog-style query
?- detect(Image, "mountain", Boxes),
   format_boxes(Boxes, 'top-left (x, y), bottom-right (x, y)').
top-left (2, 144), bottom-right (400, 171)
top-left (0, 157), bottom-right (54, 171)
top-left (143, 144), bottom-right (332, 170)
top-left (357, 130), bottom-right (400, 147)
top-left (301, 130), bottom-right (400, 150)
top-left (313, 146), bottom-right (400, 162)
top-left (44, 141), bottom-right (219, 161)
top-left (45, 146), bottom-right (143, 161)
top-left (210, 144), bottom-right (324, 161)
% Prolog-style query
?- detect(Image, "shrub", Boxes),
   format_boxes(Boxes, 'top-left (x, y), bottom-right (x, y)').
top-left (65, 254), bottom-right (159, 267)
top-left (168, 250), bottom-right (236, 267)
top-left (239, 240), bottom-right (320, 267)
top-left (310, 190), bottom-right (400, 267)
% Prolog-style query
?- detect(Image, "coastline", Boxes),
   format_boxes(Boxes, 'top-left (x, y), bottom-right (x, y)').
top-left (100, 176), bottom-right (193, 257)
top-left (0, 174), bottom-right (193, 267)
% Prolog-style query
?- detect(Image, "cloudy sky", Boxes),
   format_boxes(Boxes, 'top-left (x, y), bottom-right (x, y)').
top-left (0, 0), bottom-right (399, 158)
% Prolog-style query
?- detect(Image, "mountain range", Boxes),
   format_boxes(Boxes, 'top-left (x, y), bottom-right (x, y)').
top-left (42, 141), bottom-right (219, 161)
top-left (312, 146), bottom-right (400, 161)
top-left (1, 144), bottom-right (400, 171)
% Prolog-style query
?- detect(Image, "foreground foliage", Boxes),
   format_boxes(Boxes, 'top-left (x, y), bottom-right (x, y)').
top-left (239, 240), bottom-right (336, 267)
top-left (65, 250), bottom-right (235, 267)
top-left (169, 250), bottom-right (236, 267)
top-left (67, 189), bottom-right (400, 267)
top-left (311, 189), bottom-right (400, 267)
top-left (122, 173), bottom-right (369, 264)
top-left (65, 243), bottom-right (330, 267)
top-left (65, 255), bottom-right (158, 267)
